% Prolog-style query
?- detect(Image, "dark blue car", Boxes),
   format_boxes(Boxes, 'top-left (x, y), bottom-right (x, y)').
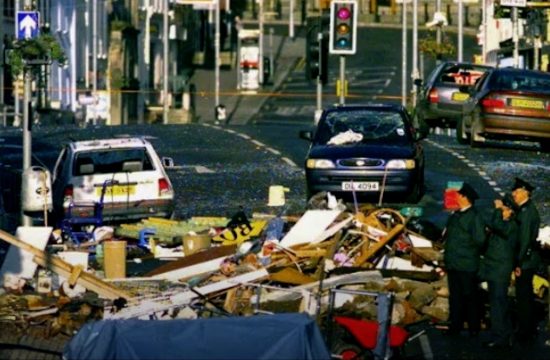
top-left (300, 104), bottom-right (426, 203)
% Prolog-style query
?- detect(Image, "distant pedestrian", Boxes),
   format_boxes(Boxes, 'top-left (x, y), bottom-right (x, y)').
top-left (442, 182), bottom-right (486, 336)
top-left (480, 194), bottom-right (518, 348)
top-left (511, 177), bottom-right (542, 343)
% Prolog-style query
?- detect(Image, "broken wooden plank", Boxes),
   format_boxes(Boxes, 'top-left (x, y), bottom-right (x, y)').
top-left (108, 269), bottom-right (269, 319)
top-left (145, 245), bottom-right (237, 281)
top-left (269, 267), bottom-right (317, 285)
top-left (294, 249), bottom-right (327, 258)
top-left (353, 224), bottom-right (405, 267)
top-left (0, 229), bottom-right (131, 300)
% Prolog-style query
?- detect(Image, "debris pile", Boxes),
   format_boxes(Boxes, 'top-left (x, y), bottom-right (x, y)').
top-left (1, 194), bottom-right (548, 352)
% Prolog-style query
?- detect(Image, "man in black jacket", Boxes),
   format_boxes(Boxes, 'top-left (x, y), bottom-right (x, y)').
top-left (480, 194), bottom-right (518, 348)
top-left (511, 177), bottom-right (542, 343)
top-left (443, 183), bottom-right (487, 336)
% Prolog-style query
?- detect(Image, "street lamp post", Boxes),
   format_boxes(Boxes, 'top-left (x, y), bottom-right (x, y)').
top-left (401, 0), bottom-right (407, 107)
top-left (163, 0), bottom-right (169, 124)
top-left (411, 0), bottom-right (419, 105)
top-left (457, 0), bottom-right (463, 62)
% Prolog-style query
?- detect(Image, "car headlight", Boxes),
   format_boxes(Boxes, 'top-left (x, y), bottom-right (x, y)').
top-left (386, 159), bottom-right (416, 169)
top-left (306, 159), bottom-right (335, 169)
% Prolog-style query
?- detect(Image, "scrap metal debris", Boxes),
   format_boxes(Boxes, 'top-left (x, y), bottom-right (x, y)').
top-left (0, 194), bottom-right (548, 354)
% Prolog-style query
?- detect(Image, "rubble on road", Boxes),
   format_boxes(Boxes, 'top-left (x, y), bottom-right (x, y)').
top-left (1, 192), bottom-right (548, 356)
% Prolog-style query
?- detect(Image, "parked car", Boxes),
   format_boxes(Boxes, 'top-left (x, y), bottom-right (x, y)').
top-left (51, 137), bottom-right (175, 224)
top-left (414, 61), bottom-right (493, 129)
top-left (458, 67), bottom-right (550, 150)
top-left (299, 104), bottom-right (426, 203)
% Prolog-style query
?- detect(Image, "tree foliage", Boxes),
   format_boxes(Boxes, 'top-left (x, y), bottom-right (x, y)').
top-left (8, 34), bottom-right (66, 76)
top-left (419, 35), bottom-right (456, 60)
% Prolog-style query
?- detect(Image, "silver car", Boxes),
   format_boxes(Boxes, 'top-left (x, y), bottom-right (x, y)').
top-left (51, 137), bottom-right (175, 223)
top-left (414, 61), bottom-right (493, 129)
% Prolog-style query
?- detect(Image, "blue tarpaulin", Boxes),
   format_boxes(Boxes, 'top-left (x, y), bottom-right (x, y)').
top-left (63, 313), bottom-right (331, 360)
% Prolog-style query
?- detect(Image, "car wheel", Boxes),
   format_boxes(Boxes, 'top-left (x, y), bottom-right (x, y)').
top-left (469, 110), bottom-right (485, 148)
top-left (456, 117), bottom-right (469, 145)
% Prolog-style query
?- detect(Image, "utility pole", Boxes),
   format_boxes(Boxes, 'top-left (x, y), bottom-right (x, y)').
top-left (401, 0), bottom-right (407, 107)
top-left (290, 0), bottom-right (295, 39)
top-left (258, 0), bottom-right (264, 85)
top-left (482, 0), bottom-right (487, 63)
top-left (92, 0), bottom-right (98, 125)
top-left (0, 2), bottom-right (4, 109)
top-left (411, 0), bottom-right (418, 105)
top-left (436, 0), bottom-right (441, 44)
top-left (163, 0), bottom-right (169, 124)
top-left (457, 0), bottom-right (463, 62)
top-left (215, 0), bottom-right (221, 107)
top-left (512, 7), bottom-right (519, 68)
top-left (316, 31), bottom-right (323, 122)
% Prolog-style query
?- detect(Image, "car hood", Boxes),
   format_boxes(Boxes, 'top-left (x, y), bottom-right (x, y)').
top-left (308, 143), bottom-right (416, 160)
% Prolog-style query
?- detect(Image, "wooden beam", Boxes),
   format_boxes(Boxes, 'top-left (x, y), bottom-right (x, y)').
top-left (0, 229), bottom-right (132, 300)
top-left (353, 224), bottom-right (405, 267)
top-left (269, 267), bottom-right (317, 285)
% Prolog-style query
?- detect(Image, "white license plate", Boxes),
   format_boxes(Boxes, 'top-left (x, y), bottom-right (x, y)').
top-left (341, 181), bottom-right (379, 191)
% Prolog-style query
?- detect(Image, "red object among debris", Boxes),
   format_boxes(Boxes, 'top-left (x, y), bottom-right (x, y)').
top-left (444, 188), bottom-right (460, 211)
top-left (334, 316), bottom-right (409, 350)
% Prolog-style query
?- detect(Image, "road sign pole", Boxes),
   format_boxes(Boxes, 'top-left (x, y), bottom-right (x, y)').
top-left (20, 0), bottom-right (35, 226)
top-left (21, 68), bottom-right (32, 226)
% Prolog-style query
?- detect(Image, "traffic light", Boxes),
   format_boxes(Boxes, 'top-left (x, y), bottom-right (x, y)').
top-left (305, 16), bottom-right (329, 84)
top-left (329, 0), bottom-right (358, 55)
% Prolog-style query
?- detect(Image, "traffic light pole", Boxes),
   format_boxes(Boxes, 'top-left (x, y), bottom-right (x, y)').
top-left (339, 55), bottom-right (345, 105)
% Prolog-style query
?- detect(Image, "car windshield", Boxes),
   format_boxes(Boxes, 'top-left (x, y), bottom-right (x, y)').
top-left (489, 71), bottom-right (550, 93)
top-left (316, 109), bottom-right (410, 145)
top-left (437, 64), bottom-right (489, 86)
top-left (73, 148), bottom-right (155, 176)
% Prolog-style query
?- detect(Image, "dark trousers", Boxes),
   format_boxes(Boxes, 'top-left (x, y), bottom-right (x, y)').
top-left (515, 268), bottom-right (536, 340)
top-left (488, 280), bottom-right (512, 344)
top-left (447, 269), bottom-right (481, 333)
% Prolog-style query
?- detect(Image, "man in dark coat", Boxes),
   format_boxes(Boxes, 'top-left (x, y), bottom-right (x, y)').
top-left (479, 194), bottom-right (518, 348)
top-left (443, 183), bottom-right (487, 336)
top-left (511, 177), bottom-right (542, 342)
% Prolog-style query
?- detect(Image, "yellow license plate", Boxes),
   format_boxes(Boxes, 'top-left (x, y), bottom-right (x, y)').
top-left (97, 185), bottom-right (136, 197)
top-left (451, 92), bottom-right (470, 102)
top-left (510, 98), bottom-right (545, 109)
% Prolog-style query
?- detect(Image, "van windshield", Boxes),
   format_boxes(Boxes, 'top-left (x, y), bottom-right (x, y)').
top-left (73, 148), bottom-right (154, 176)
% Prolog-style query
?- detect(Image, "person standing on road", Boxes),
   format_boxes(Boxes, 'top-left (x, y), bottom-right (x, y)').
top-left (443, 183), bottom-right (487, 336)
top-left (479, 194), bottom-right (518, 348)
top-left (511, 177), bottom-right (542, 343)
